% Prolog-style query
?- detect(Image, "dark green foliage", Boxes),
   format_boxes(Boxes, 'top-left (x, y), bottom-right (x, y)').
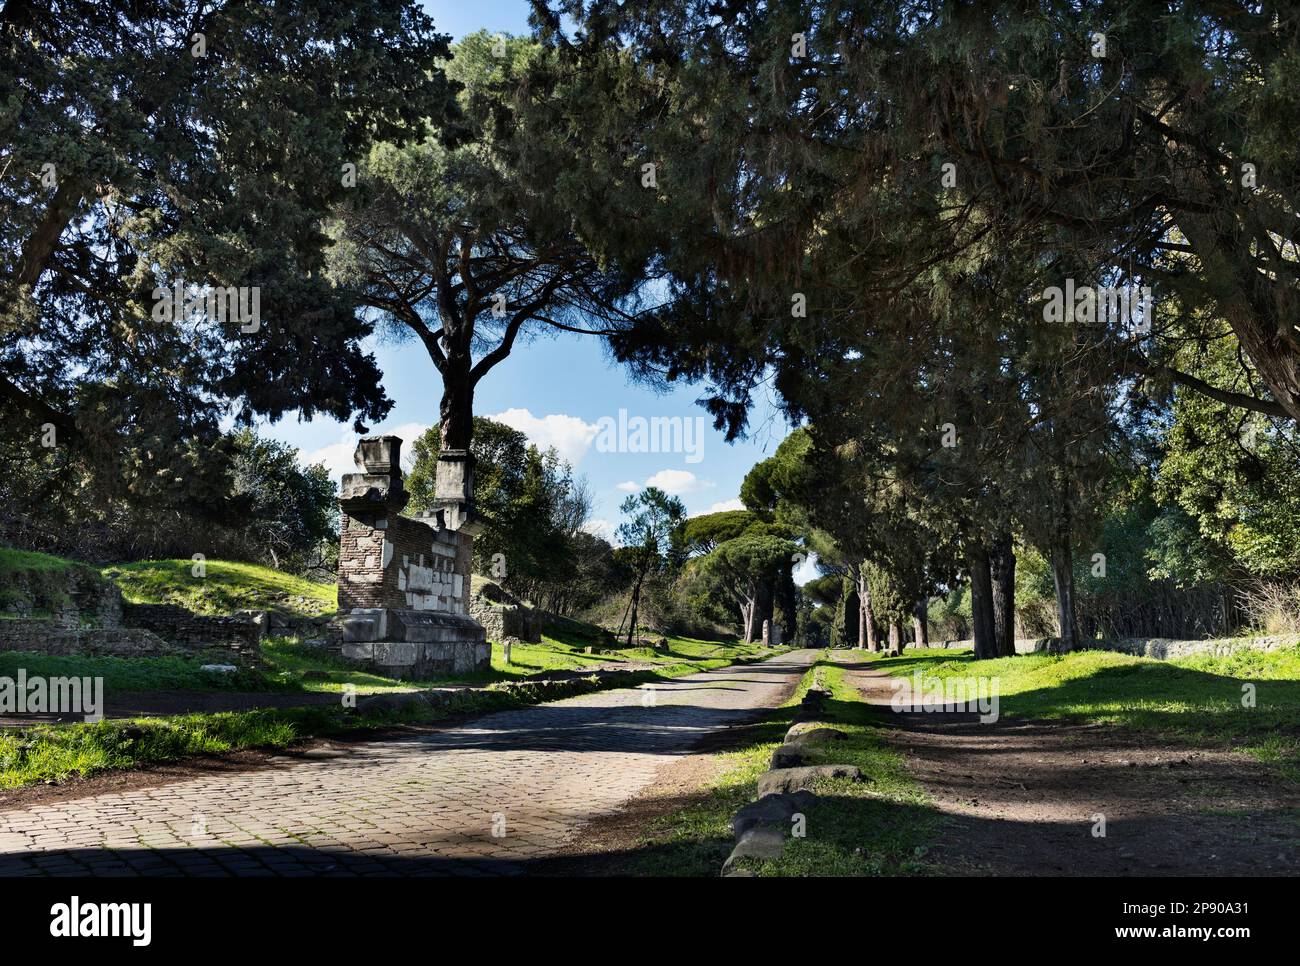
top-left (2, 1), bottom-right (459, 510)
top-left (1, 429), bottom-right (338, 570)
top-left (407, 416), bottom-right (605, 612)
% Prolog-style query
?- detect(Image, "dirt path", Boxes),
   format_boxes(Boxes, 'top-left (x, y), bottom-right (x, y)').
top-left (846, 664), bottom-right (1300, 876)
top-left (0, 650), bottom-right (817, 877)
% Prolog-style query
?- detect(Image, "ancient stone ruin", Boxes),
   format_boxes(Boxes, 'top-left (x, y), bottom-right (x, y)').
top-left (467, 580), bottom-right (542, 644)
top-left (336, 436), bottom-right (489, 678)
top-left (0, 565), bottom-right (260, 665)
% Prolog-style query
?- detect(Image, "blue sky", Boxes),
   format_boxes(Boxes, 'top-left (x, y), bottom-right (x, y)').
top-left (252, 0), bottom-right (801, 548)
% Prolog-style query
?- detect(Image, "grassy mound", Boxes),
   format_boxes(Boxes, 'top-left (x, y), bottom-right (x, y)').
top-left (0, 547), bottom-right (106, 620)
top-left (102, 559), bottom-right (336, 617)
top-left (0, 548), bottom-right (77, 575)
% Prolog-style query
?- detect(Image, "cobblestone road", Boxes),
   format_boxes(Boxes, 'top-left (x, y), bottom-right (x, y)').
top-left (0, 650), bottom-right (816, 876)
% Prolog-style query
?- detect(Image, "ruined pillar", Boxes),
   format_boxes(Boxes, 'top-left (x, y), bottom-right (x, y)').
top-left (336, 436), bottom-right (488, 678)
top-left (761, 619), bottom-right (783, 648)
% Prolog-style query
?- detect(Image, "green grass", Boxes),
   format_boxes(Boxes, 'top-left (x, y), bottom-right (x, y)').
top-left (485, 630), bottom-right (775, 680)
top-left (0, 651), bottom-right (286, 694)
top-left (0, 547), bottom-right (76, 575)
top-left (102, 559), bottom-right (337, 617)
top-left (626, 651), bottom-right (940, 877)
top-left (870, 645), bottom-right (1300, 781)
top-left (254, 631), bottom-right (783, 695)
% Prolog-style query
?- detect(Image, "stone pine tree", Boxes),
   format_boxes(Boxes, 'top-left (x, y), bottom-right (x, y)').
top-left (0, 0), bottom-right (457, 512)
top-left (531, 0), bottom-right (1300, 625)
top-left (328, 32), bottom-right (651, 464)
top-left (680, 508), bottom-right (800, 643)
top-left (695, 534), bottom-right (799, 644)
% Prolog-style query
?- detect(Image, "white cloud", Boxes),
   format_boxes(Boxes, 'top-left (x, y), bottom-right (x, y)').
top-left (488, 408), bottom-right (600, 465)
top-left (303, 421), bottom-right (430, 484)
top-left (615, 480), bottom-right (639, 493)
top-left (705, 498), bottom-right (745, 514)
top-left (793, 550), bottom-right (819, 586)
top-left (583, 518), bottom-right (618, 544)
top-left (643, 468), bottom-right (714, 496)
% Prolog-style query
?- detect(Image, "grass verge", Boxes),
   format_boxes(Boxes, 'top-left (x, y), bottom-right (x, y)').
top-left (626, 650), bottom-right (939, 877)
top-left (0, 630), bottom-right (782, 698)
top-left (869, 645), bottom-right (1300, 781)
top-left (0, 651), bottom-right (288, 694)
top-left (259, 633), bottom-right (782, 693)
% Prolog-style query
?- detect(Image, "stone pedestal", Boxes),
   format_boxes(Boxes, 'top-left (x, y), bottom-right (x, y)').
top-left (336, 436), bottom-right (488, 680)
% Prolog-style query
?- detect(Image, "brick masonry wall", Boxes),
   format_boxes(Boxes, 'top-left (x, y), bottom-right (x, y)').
top-left (338, 511), bottom-right (472, 616)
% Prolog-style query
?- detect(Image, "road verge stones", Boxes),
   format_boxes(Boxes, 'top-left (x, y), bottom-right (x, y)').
top-left (722, 665), bottom-right (867, 876)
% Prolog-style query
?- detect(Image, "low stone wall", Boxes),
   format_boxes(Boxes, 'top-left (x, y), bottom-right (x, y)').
top-left (0, 619), bottom-right (179, 658)
top-left (1071, 635), bottom-right (1299, 660)
top-left (0, 563), bottom-right (123, 627)
top-left (467, 592), bottom-right (542, 643)
top-left (119, 603), bottom-right (262, 664)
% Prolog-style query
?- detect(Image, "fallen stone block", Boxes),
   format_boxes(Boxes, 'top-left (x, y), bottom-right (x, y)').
top-left (721, 826), bottom-right (788, 876)
top-left (199, 664), bottom-right (238, 674)
top-left (770, 743), bottom-right (808, 769)
top-left (784, 725), bottom-right (849, 747)
top-left (732, 791), bottom-right (816, 838)
top-left (341, 641), bottom-right (374, 661)
top-left (757, 765), bottom-right (863, 797)
top-left (341, 614), bottom-right (382, 643)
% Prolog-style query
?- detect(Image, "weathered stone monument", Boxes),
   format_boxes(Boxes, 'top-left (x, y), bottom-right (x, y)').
top-left (336, 436), bottom-right (489, 678)
top-left (762, 619), bottom-right (783, 648)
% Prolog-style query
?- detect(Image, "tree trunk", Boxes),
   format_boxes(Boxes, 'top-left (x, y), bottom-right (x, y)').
top-left (756, 578), bottom-right (774, 638)
top-left (860, 568), bottom-right (880, 651)
top-left (912, 597), bottom-right (929, 647)
top-left (742, 581), bottom-right (759, 643)
top-left (625, 570), bottom-right (645, 647)
top-left (439, 363), bottom-right (474, 451)
top-left (851, 572), bottom-right (865, 648)
top-left (1175, 208), bottom-right (1300, 424)
top-left (967, 542), bottom-right (996, 659)
top-left (1050, 521), bottom-right (1080, 654)
top-left (989, 530), bottom-right (1017, 657)
top-left (888, 620), bottom-right (903, 654)
top-left (774, 567), bottom-right (797, 644)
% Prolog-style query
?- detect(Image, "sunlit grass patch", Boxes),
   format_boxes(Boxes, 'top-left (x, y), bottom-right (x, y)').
top-left (102, 559), bottom-right (337, 617)
top-left (870, 644), bottom-right (1300, 780)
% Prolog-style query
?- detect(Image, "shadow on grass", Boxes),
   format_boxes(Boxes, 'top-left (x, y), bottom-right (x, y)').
top-left (901, 658), bottom-right (1298, 737)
